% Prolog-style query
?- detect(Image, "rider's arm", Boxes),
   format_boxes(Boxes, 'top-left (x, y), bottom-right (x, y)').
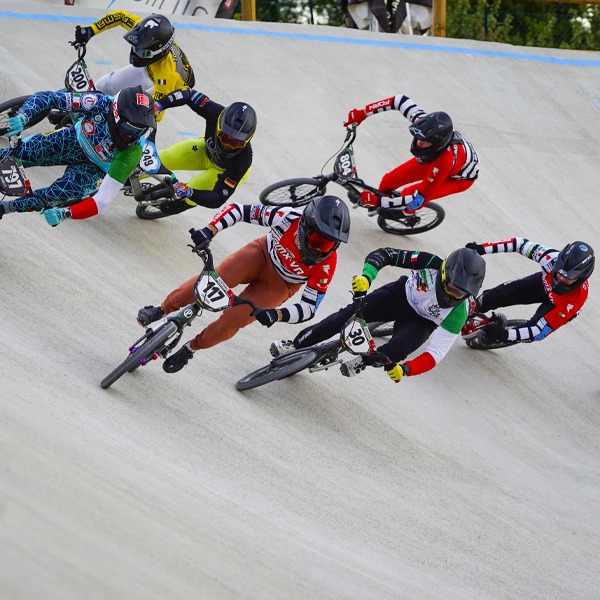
top-left (476, 237), bottom-right (558, 273)
top-left (89, 10), bottom-right (139, 36)
top-left (278, 285), bottom-right (324, 324)
top-left (67, 145), bottom-right (143, 220)
top-left (362, 95), bottom-right (426, 123)
top-left (186, 151), bottom-right (252, 209)
top-left (361, 248), bottom-right (441, 284)
top-left (158, 89), bottom-right (223, 120)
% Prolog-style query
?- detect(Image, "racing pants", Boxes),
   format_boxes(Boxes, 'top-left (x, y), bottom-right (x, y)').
top-left (293, 276), bottom-right (436, 364)
top-left (160, 236), bottom-right (301, 351)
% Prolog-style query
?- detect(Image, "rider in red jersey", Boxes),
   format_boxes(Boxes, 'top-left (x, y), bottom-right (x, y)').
top-left (464, 238), bottom-right (594, 344)
top-left (344, 94), bottom-right (479, 214)
top-left (136, 196), bottom-right (351, 374)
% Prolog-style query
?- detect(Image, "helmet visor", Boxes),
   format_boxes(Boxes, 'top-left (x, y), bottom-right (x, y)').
top-left (118, 121), bottom-right (148, 142)
top-left (217, 129), bottom-right (247, 150)
top-left (306, 231), bottom-right (336, 257)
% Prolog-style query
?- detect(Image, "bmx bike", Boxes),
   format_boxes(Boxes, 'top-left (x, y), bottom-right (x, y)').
top-left (259, 125), bottom-right (445, 236)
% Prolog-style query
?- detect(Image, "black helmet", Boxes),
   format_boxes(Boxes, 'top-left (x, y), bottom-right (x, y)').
top-left (435, 248), bottom-right (486, 308)
top-left (297, 195), bottom-right (350, 266)
top-left (107, 86), bottom-right (156, 150)
top-left (124, 15), bottom-right (175, 68)
top-left (551, 241), bottom-right (594, 295)
top-left (409, 111), bottom-right (454, 163)
top-left (216, 102), bottom-right (257, 156)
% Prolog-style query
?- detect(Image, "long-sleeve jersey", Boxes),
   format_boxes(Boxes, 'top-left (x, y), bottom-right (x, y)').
top-left (363, 247), bottom-right (470, 375)
top-left (361, 94), bottom-right (479, 209)
top-left (18, 90), bottom-right (143, 219)
top-left (479, 237), bottom-right (589, 341)
top-left (363, 248), bottom-right (469, 375)
top-left (158, 89), bottom-right (253, 207)
top-left (88, 10), bottom-right (195, 120)
top-left (209, 203), bottom-right (337, 324)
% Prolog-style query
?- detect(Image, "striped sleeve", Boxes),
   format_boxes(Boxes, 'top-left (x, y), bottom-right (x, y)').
top-left (481, 237), bottom-right (557, 273)
top-left (279, 286), bottom-right (321, 324)
top-left (364, 95), bottom-right (425, 123)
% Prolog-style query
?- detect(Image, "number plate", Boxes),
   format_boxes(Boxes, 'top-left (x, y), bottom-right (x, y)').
top-left (341, 316), bottom-right (375, 355)
top-left (194, 272), bottom-right (234, 311)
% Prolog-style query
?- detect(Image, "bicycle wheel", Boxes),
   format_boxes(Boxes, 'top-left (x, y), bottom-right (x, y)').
top-left (235, 348), bottom-right (320, 391)
top-left (101, 322), bottom-right (177, 389)
top-left (0, 96), bottom-right (51, 136)
top-left (465, 319), bottom-right (529, 350)
top-left (260, 177), bottom-right (326, 207)
top-left (135, 202), bottom-right (174, 220)
top-left (368, 321), bottom-right (394, 338)
top-left (377, 202), bottom-right (445, 235)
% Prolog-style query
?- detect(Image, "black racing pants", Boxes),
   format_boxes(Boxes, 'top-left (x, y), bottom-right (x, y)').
top-left (478, 272), bottom-right (554, 325)
top-left (293, 277), bottom-right (436, 364)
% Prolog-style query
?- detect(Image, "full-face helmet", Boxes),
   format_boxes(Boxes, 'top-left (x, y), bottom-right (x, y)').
top-left (216, 102), bottom-right (257, 157)
top-left (124, 14), bottom-right (175, 68)
top-left (551, 241), bottom-right (594, 295)
top-left (107, 86), bottom-right (156, 150)
top-left (409, 111), bottom-right (454, 163)
top-left (435, 248), bottom-right (486, 309)
top-left (297, 195), bottom-right (351, 266)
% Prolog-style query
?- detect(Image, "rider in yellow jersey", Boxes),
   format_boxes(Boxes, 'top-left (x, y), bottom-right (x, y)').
top-left (73, 11), bottom-right (195, 122)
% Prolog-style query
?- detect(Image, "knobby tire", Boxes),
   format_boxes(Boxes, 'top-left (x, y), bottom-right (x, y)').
top-left (376, 202), bottom-right (445, 235)
top-left (101, 322), bottom-right (178, 389)
top-left (235, 348), bottom-right (321, 391)
top-left (260, 177), bottom-right (326, 207)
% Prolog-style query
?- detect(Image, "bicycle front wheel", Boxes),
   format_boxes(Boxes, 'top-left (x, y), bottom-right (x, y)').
top-left (235, 348), bottom-right (320, 391)
top-left (0, 96), bottom-right (51, 136)
top-left (465, 319), bottom-right (529, 350)
top-left (260, 178), bottom-right (326, 207)
top-left (101, 322), bottom-right (178, 389)
top-left (377, 202), bottom-right (445, 235)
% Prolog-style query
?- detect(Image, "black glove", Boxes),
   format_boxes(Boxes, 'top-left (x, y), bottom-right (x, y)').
top-left (465, 242), bottom-right (486, 255)
top-left (481, 322), bottom-right (507, 343)
top-left (253, 308), bottom-right (279, 328)
top-left (74, 25), bottom-right (94, 44)
top-left (190, 226), bottom-right (214, 249)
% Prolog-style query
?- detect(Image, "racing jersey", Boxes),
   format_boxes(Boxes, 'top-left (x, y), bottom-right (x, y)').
top-left (209, 203), bottom-right (337, 324)
top-left (158, 89), bottom-right (253, 206)
top-left (479, 237), bottom-right (589, 341)
top-left (362, 247), bottom-right (470, 375)
top-left (89, 10), bottom-right (195, 119)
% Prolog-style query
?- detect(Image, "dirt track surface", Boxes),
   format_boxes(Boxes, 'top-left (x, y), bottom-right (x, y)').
top-left (1, 3), bottom-right (599, 599)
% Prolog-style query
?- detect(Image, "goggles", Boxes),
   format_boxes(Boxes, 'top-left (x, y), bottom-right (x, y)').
top-left (118, 121), bottom-right (148, 141)
top-left (442, 277), bottom-right (468, 300)
top-left (217, 129), bottom-right (247, 150)
top-left (306, 231), bottom-right (336, 256)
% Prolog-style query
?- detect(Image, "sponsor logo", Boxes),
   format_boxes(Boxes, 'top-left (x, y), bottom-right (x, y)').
top-left (367, 99), bottom-right (391, 111)
top-left (566, 303), bottom-right (573, 312)
top-left (81, 94), bottom-right (98, 110)
top-left (136, 93), bottom-right (150, 108)
top-left (183, 308), bottom-right (194, 319)
top-left (144, 19), bottom-right (160, 30)
top-left (322, 264), bottom-right (330, 274)
top-left (83, 120), bottom-right (95, 135)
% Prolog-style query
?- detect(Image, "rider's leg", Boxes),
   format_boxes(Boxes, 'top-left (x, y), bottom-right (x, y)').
top-left (0, 128), bottom-right (101, 213)
top-left (292, 278), bottom-right (411, 349)
top-left (94, 65), bottom-right (153, 96)
top-left (187, 238), bottom-right (301, 351)
top-left (477, 272), bottom-right (547, 312)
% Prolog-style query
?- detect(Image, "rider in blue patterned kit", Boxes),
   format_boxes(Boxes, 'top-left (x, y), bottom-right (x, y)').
top-left (0, 86), bottom-right (155, 223)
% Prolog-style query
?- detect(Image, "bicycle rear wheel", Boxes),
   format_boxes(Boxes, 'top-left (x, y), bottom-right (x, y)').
top-left (235, 348), bottom-right (320, 391)
top-left (0, 96), bottom-right (51, 136)
top-left (260, 177), bottom-right (326, 207)
top-left (465, 319), bottom-right (529, 350)
top-left (101, 322), bottom-right (178, 389)
top-left (377, 202), bottom-right (445, 235)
